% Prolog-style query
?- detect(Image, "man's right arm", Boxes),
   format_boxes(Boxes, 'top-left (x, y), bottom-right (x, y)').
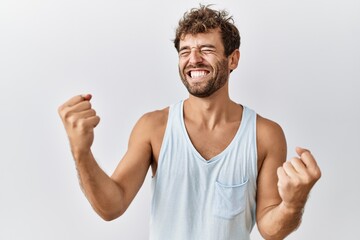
top-left (58, 94), bottom-right (152, 221)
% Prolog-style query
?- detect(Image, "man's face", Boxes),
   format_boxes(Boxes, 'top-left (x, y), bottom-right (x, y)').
top-left (178, 28), bottom-right (230, 98)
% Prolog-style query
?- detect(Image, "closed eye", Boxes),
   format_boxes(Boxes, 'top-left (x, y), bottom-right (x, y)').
top-left (179, 50), bottom-right (190, 57)
top-left (201, 48), bottom-right (215, 54)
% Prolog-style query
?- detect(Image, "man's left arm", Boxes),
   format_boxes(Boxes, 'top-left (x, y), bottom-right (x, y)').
top-left (256, 117), bottom-right (321, 240)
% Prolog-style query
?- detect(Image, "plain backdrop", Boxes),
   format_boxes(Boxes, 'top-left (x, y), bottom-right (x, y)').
top-left (1, 0), bottom-right (359, 239)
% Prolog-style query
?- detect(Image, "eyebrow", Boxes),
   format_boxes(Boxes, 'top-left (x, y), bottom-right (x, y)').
top-left (179, 44), bottom-right (217, 52)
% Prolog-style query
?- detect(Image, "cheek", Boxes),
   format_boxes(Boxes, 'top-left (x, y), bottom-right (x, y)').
top-left (205, 57), bottom-right (220, 68)
top-left (178, 60), bottom-right (187, 70)
top-left (178, 65), bottom-right (186, 77)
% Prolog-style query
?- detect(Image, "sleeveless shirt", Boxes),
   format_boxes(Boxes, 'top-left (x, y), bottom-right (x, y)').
top-left (149, 100), bottom-right (258, 240)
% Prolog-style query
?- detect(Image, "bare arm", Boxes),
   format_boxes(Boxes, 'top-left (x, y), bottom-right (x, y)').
top-left (58, 94), bottom-right (153, 221)
top-left (256, 116), bottom-right (321, 239)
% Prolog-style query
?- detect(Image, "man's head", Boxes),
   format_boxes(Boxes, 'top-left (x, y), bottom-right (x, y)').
top-left (174, 5), bottom-right (240, 58)
top-left (175, 5), bottom-right (241, 98)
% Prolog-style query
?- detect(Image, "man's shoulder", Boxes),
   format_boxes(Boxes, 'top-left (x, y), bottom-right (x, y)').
top-left (138, 107), bottom-right (170, 130)
top-left (256, 114), bottom-right (287, 160)
top-left (256, 114), bottom-right (284, 137)
top-left (129, 107), bottom-right (170, 144)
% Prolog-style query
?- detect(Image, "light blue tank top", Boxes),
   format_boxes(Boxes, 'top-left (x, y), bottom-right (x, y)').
top-left (150, 100), bottom-right (258, 240)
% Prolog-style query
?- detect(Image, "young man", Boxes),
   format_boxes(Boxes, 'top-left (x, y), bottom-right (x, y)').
top-left (58, 6), bottom-right (321, 240)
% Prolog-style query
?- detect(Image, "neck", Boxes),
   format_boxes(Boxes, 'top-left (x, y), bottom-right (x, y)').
top-left (184, 83), bottom-right (240, 129)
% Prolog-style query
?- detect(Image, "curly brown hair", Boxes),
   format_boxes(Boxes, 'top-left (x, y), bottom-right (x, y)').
top-left (174, 5), bottom-right (240, 57)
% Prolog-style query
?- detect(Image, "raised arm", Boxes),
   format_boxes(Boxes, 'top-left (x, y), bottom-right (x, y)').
top-left (58, 94), bottom-right (153, 221)
top-left (256, 116), bottom-right (321, 239)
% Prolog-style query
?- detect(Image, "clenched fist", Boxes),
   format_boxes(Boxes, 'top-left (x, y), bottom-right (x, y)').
top-left (58, 94), bottom-right (100, 158)
top-left (277, 147), bottom-right (321, 211)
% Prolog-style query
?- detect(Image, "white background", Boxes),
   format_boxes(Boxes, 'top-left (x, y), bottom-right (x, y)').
top-left (1, 0), bottom-right (359, 239)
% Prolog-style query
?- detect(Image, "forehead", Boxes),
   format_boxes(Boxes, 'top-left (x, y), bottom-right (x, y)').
top-left (179, 28), bottom-right (224, 49)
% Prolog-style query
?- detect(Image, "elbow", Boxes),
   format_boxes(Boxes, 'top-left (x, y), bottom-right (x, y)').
top-left (97, 209), bottom-right (124, 222)
top-left (258, 228), bottom-right (279, 240)
top-left (85, 182), bottom-right (129, 221)
top-left (257, 222), bottom-right (301, 240)
top-left (100, 213), bottom-right (121, 222)
top-left (93, 205), bottom-right (126, 222)
top-left (258, 232), bottom-right (284, 240)
top-left (258, 230), bottom-right (285, 240)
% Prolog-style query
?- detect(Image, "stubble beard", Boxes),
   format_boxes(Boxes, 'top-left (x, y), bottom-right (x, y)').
top-left (179, 59), bottom-right (230, 98)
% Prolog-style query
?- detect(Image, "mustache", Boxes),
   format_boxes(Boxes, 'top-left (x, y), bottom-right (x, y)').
top-left (185, 63), bottom-right (211, 71)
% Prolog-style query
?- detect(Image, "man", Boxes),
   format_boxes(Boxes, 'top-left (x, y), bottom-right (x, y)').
top-left (58, 5), bottom-right (321, 240)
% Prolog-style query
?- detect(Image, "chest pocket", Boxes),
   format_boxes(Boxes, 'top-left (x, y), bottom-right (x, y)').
top-left (213, 179), bottom-right (248, 219)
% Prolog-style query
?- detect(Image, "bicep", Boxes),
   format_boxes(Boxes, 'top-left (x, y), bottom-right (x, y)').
top-left (110, 114), bottom-right (153, 210)
top-left (256, 118), bottom-right (287, 223)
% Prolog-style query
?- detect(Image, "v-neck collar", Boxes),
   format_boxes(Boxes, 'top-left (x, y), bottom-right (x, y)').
top-left (180, 100), bottom-right (246, 164)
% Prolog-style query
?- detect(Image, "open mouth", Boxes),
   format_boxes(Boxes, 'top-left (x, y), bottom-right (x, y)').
top-left (187, 70), bottom-right (210, 79)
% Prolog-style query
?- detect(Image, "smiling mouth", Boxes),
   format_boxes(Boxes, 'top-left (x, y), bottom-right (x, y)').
top-left (187, 70), bottom-right (210, 79)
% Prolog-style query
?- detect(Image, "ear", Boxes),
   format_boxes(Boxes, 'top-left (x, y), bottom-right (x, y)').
top-left (228, 49), bottom-right (240, 71)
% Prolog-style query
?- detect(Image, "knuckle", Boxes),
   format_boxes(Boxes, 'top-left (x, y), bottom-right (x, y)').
top-left (58, 110), bottom-right (65, 119)
top-left (77, 119), bottom-right (87, 129)
top-left (62, 110), bottom-right (71, 121)
top-left (57, 105), bottom-right (64, 114)
top-left (313, 167), bottom-right (322, 179)
top-left (68, 116), bottom-right (78, 127)
top-left (283, 161), bottom-right (292, 170)
top-left (95, 116), bottom-right (101, 125)
top-left (302, 175), bottom-right (312, 185)
top-left (317, 170), bottom-right (322, 179)
top-left (85, 101), bottom-right (92, 109)
top-left (280, 176), bottom-right (290, 186)
top-left (58, 107), bottom-right (68, 119)
top-left (292, 178), bottom-right (301, 188)
top-left (291, 157), bottom-right (300, 165)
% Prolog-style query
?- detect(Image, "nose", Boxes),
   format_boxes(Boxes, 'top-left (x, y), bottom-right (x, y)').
top-left (189, 49), bottom-right (203, 64)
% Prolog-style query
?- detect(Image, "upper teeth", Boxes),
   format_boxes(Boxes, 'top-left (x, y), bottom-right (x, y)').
top-left (190, 70), bottom-right (207, 78)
